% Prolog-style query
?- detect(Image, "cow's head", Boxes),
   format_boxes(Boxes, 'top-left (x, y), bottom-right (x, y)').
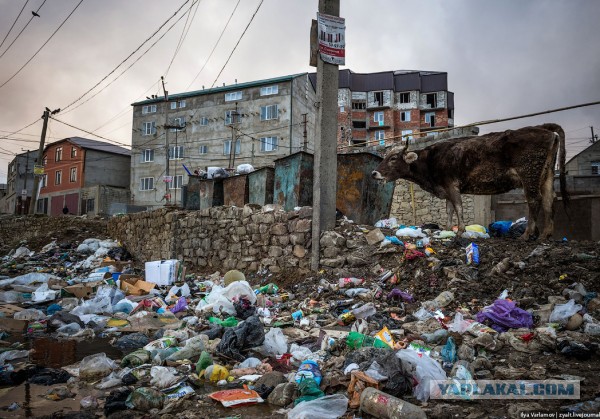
top-left (372, 144), bottom-right (418, 182)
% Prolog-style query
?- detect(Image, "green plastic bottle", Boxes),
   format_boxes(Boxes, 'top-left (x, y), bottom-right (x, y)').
top-left (346, 331), bottom-right (389, 349)
top-left (208, 316), bottom-right (239, 327)
top-left (196, 350), bottom-right (213, 373)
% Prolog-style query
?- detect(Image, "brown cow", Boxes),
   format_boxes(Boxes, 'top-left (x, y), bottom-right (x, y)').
top-left (372, 124), bottom-right (568, 240)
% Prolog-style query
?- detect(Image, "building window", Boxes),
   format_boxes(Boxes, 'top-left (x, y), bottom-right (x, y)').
top-left (225, 91), bottom-right (242, 101)
top-left (260, 85), bottom-right (278, 96)
top-left (169, 146), bottom-right (184, 160)
top-left (200, 117), bottom-right (208, 126)
top-left (142, 104), bottom-right (157, 114)
top-left (225, 110), bottom-right (240, 125)
top-left (40, 174), bottom-right (47, 188)
top-left (170, 101), bottom-right (177, 110)
top-left (142, 149), bottom-right (154, 162)
top-left (84, 198), bottom-right (95, 213)
top-left (400, 92), bottom-right (410, 104)
top-left (375, 130), bottom-right (385, 142)
top-left (260, 104), bottom-right (278, 121)
top-left (373, 111), bottom-right (384, 124)
top-left (71, 147), bottom-right (77, 158)
top-left (448, 109), bottom-right (454, 119)
top-left (592, 161), bottom-right (600, 175)
top-left (42, 156), bottom-right (47, 166)
top-left (223, 139), bottom-right (241, 155)
top-left (340, 106), bottom-right (345, 113)
top-left (401, 111), bottom-right (411, 122)
top-left (170, 117), bottom-right (184, 131)
top-left (55, 170), bottom-right (62, 185)
top-left (140, 177), bottom-right (154, 191)
top-left (426, 93), bottom-right (438, 108)
top-left (69, 167), bottom-right (77, 182)
top-left (402, 129), bottom-right (414, 141)
top-left (374, 91), bottom-right (384, 106)
top-left (173, 175), bottom-right (183, 189)
top-left (178, 100), bottom-right (186, 108)
top-left (353, 120), bottom-right (366, 129)
top-left (55, 147), bottom-right (62, 162)
top-left (425, 112), bottom-right (436, 127)
top-left (199, 145), bottom-right (208, 154)
top-left (142, 121), bottom-right (156, 135)
top-left (352, 100), bottom-right (366, 110)
top-left (260, 136), bottom-right (278, 152)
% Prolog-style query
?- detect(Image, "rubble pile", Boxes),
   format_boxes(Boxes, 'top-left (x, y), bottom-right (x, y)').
top-left (0, 214), bottom-right (598, 418)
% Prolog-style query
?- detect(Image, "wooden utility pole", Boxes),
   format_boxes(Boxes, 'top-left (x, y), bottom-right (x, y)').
top-left (29, 108), bottom-right (50, 214)
top-left (311, 0), bottom-right (341, 271)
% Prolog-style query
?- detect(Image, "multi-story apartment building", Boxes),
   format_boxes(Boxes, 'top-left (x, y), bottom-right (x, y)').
top-left (308, 69), bottom-right (455, 149)
top-left (130, 73), bottom-right (317, 208)
top-left (5, 150), bottom-right (37, 214)
top-left (37, 137), bottom-right (131, 216)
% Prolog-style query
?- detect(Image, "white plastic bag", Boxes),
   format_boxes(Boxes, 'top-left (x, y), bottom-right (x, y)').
top-left (239, 357), bottom-right (262, 369)
top-left (96, 367), bottom-right (132, 389)
top-left (448, 312), bottom-right (471, 334)
top-left (549, 299), bottom-right (582, 324)
top-left (237, 163), bottom-right (255, 174)
top-left (397, 348), bottom-right (447, 401)
top-left (365, 361), bottom-right (389, 382)
top-left (32, 283), bottom-right (58, 303)
top-left (166, 283), bottom-right (191, 303)
top-left (396, 227), bottom-right (426, 238)
top-left (79, 353), bottom-right (118, 381)
top-left (287, 394), bottom-right (349, 419)
top-left (262, 328), bottom-right (288, 356)
top-left (14, 308), bottom-right (46, 321)
top-left (290, 343), bottom-right (313, 363)
top-left (150, 366), bottom-right (179, 389)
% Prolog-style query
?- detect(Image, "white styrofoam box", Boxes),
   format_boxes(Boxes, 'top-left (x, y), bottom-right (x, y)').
top-left (145, 260), bottom-right (179, 286)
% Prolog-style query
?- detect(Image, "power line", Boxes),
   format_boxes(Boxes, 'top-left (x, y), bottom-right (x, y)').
top-left (0, 0), bottom-right (46, 60)
top-left (0, 0), bottom-right (29, 52)
top-left (164, 0), bottom-right (202, 78)
top-left (49, 116), bottom-right (131, 147)
top-left (60, 0), bottom-right (196, 115)
top-left (210, 0), bottom-right (264, 89)
top-left (186, 0), bottom-right (241, 90)
top-left (59, 0), bottom-right (192, 114)
top-left (0, 0), bottom-right (83, 90)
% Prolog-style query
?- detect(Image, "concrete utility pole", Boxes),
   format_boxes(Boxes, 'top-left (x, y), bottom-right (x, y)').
top-left (311, 0), bottom-right (340, 271)
top-left (302, 113), bottom-right (308, 152)
top-left (590, 126), bottom-right (598, 144)
top-left (29, 108), bottom-right (51, 215)
top-left (22, 148), bottom-right (30, 214)
top-left (161, 76), bottom-right (171, 204)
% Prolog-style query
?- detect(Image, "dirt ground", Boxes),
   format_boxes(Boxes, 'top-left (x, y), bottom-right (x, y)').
top-left (0, 218), bottom-right (599, 418)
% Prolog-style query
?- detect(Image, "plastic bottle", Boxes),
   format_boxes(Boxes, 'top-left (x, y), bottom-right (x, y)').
top-left (360, 387), bottom-right (427, 419)
top-left (294, 360), bottom-right (322, 385)
top-left (434, 291), bottom-right (454, 307)
top-left (338, 277), bottom-right (364, 288)
top-left (257, 283), bottom-right (280, 294)
top-left (352, 302), bottom-right (376, 319)
top-left (422, 329), bottom-right (449, 344)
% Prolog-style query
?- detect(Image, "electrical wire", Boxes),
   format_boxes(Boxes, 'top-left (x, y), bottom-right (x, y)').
top-left (164, 0), bottom-right (202, 78)
top-left (186, 0), bottom-right (241, 91)
top-left (60, 0), bottom-right (192, 114)
top-left (0, 0), bottom-right (83, 90)
top-left (0, 0), bottom-right (47, 60)
top-left (60, 0), bottom-right (197, 115)
top-left (209, 0), bottom-right (264, 89)
top-left (0, 0), bottom-right (29, 51)
top-left (49, 116), bottom-right (131, 147)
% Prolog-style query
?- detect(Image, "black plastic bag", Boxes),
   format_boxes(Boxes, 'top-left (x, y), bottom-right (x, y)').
top-left (216, 316), bottom-right (265, 361)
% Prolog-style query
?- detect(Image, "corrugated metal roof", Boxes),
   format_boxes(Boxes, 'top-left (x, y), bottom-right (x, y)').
top-left (64, 137), bottom-right (131, 156)
top-left (421, 73), bottom-right (448, 93)
top-left (132, 73), bottom-right (308, 106)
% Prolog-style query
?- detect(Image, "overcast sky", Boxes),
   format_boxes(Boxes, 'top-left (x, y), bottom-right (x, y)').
top-left (1, 0), bottom-right (599, 182)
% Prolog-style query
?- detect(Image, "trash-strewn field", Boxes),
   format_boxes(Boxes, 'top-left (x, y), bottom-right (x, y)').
top-left (0, 214), bottom-right (598, 419)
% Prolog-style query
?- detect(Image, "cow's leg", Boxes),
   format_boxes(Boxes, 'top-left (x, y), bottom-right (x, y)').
top-left (539, 167), bottom-right (556, 240)
top-left (521, 186), bottom-right (542, 240)
top-left (446, 200), bottom-right (454, 230)
top-left (446, 188), bottom-right (464, 233)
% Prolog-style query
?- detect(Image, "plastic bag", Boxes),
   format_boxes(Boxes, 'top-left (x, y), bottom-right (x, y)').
top-left (56, 322), bottom-right (82, 336)
top-left (261, 327), bottom-right (288, 356)
top-left (375, 217), bottom-right (398, 229)
top-left (290, 343), bottom-right (314, 363)
top-left (365, 361), bottom-right (389, 382)
top-left (71, 296), bottom-right (113, 316)
top-left (14, 308), bottom-right (46, 321)
top-left (165, 283), bottom-right (191, 303)
top-left (397, 348), bottom-right (447, 401)
top-left (549, 299), bottom-right (583, 324)
top-left (121, 349), bottom-right (151, 368)
top-left (222, 280), bottom-right (257, 304)
top-left (166, 335), bottom-right (208, 361)
top-left (287, 394), bottom-right (349, 419)
top-left (237, 163), bottom-right (255, 174)
top-left (31, 284), bottom-right (56, 303)
top-left (448, 312), bottom-right (471, 333)
top-left (396, 227), bottom-right (426, 238)
top-left (150, 366), bottom-right (179, 389)
top-left (239, 357), bottom-right (261, 369)
top-left (0, 350), bottom-right (29, 365)
top-left (96, 368), bottom-right (132, 389)
top-left (476, 299), bottom-right (533, 332)
top-left (441, 336), bottom-right (457, 363)
top-left (79, 353), bottom-right (118, 381)
top-left (125, 387), bottom-right (165, 411)
top-left (216, 316), bottom-right (265, 361)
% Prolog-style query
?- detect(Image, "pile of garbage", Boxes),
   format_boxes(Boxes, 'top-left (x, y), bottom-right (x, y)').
top-left (0, 218), bottom-right (598, 418)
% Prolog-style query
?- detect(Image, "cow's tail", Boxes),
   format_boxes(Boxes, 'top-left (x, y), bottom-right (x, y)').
top-left (555, 126), bottom-right (569, 209)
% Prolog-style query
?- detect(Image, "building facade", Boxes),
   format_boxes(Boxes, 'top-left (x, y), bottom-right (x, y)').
top-left (566, 140), bottom-right (600, 176)
top-left (130, 73), bottom-right (317, 208)
top-left (5, 150), bottom-right (37, 214)
top-left (37, 137), bottom-right (131, 216)
top-left (309, 69), bottom-right (454, 149)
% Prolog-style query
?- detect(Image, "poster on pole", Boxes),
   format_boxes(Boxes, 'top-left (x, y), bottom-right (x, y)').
top-left (34, 165), bottom-right (44, 175)
top-left (317, 13), bottom-right (345, 65)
